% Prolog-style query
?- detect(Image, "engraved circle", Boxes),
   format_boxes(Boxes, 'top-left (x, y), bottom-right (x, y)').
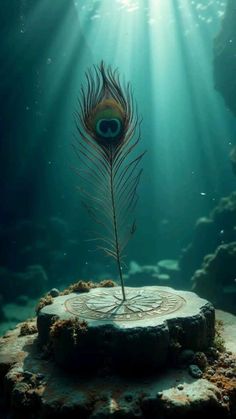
top-left (65, 289), bottom-right (186, 321)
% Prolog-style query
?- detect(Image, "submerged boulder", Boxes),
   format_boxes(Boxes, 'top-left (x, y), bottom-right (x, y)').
top-left (191, 242), bottom-right (236, 313)
top-left (179, 192), bottom-right (236, 283)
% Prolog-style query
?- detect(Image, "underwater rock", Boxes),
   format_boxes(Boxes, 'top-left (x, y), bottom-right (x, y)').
top-left (213, 0), bottom-right (236, 117)
top-left (19, 320), bottom-right (37, 337)
top-left (188, 364), bottom-right (203, 379)
top-left (179, 217), bottom-right (219, 283)
top-left (48, 288), bottom-right (60, 298)
top-left (191, 242), bottom-right (236, 313)
top-left (179, 192), bottom-right (236, 283)
top-left (0, 309), bottom-right (235, 418)
top-left (211, 192), bottom-right (236, 231)
top-left (193, 352), bottom-right (208, 371)
top-left (37, 286), bottom-right (215, 373)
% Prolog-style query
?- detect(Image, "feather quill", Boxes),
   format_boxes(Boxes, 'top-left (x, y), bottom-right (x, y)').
top-left (73, 62), bottom-right (145, 301)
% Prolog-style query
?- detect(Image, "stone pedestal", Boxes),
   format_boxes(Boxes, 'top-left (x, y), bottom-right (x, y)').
top-left (37, 286), bottom-right (215, 373)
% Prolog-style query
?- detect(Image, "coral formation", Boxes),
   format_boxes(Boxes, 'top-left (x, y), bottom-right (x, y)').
top-left (35, 295), bottom-right (53, 314)
top-left (204, 351), bottom-right (236, 413)
top-left (211, 193), bottom-right (236, 232)
top-left (169, 324), bottom-right (184, 363)
top-left (61, 279), bottom-right (116, 295)
top-left (50, 317), bottom-right (88, 342)
top-left (19, 320), bottom-right (37, 337)
top-left (179, 192), bottom-right (236, 295)
top-left (191, 242), bottom-right (236, 313)
top-left (213, 320), bottom-right (226, 353)
top-left (99, 279), bottom-right (116, 287)
top-left (61, 280), bottom-right (94, 295)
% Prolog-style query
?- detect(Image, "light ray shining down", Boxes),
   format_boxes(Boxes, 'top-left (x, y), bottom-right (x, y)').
top-left (15, 0), bottom-right (235, 264)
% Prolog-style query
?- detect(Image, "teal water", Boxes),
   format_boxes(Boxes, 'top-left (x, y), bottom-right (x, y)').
top-left (0, 0), bottom-right (235, 332)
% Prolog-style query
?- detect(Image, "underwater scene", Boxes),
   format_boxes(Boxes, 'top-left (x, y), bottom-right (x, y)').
top-left (0, 0), bottom-right (236, 418)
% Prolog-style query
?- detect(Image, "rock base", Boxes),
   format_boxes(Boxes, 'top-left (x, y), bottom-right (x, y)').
top-left (37, 286), bottom-right (215, 373)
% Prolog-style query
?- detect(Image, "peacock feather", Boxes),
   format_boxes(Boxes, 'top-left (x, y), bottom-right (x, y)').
top-left (73, 62), bottom-right (145, 301)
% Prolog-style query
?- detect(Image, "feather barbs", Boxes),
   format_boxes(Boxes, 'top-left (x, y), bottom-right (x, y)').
top-left (74, 62), bottom-right (146, 300)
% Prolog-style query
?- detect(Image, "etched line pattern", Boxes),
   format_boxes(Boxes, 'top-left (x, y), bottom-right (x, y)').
top-left (65, 289), bottom-right (186, 321)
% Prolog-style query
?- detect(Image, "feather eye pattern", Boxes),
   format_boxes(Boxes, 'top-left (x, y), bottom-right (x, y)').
top-left (73, 62), bottom-right (146, 300)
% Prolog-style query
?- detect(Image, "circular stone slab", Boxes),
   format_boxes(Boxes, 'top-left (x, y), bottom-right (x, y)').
top-left (37, 286), bottom-right (215, 373)
top-left (65, 287), bottom-right (184, 321)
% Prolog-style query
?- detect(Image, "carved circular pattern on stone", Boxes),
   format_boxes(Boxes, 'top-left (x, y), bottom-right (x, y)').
top-left (65, 288), bottom-right (186, 321)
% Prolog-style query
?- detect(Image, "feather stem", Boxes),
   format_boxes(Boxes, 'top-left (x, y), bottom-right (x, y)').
top-left (110, 145), bottom-right (126, 301)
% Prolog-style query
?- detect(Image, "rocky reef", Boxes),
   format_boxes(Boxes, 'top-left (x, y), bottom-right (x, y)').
top-left (179, 192), bottom-right (236, 283)
top-left (179, 187), bottom-right (236, 314)
top-left (192, 242), bottom-right (236, 314)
